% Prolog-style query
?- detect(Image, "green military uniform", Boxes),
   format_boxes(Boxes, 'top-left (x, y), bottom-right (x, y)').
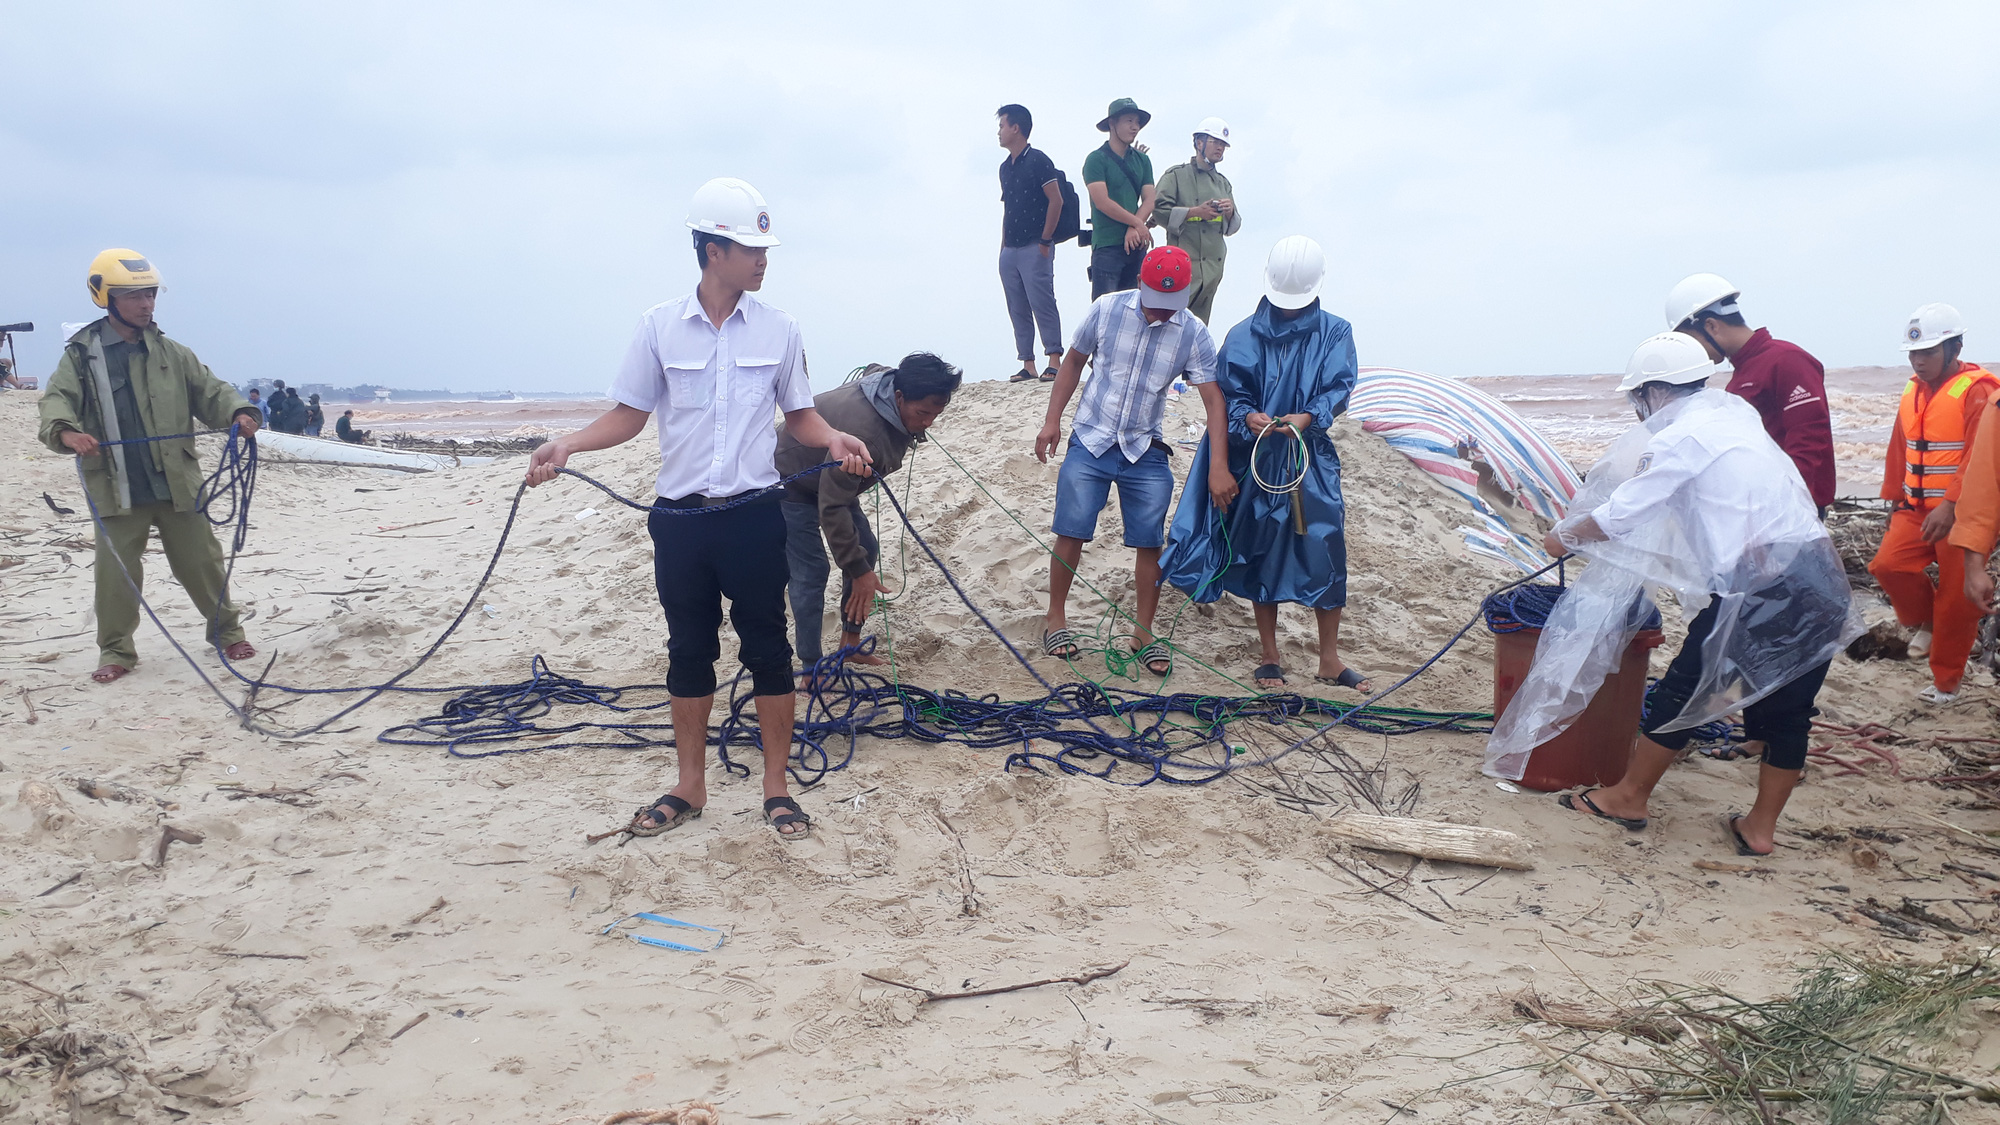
top-left (37, 319), bottom-right (255, 670)
top-left (1151, 158), bottom-right (1242, 323)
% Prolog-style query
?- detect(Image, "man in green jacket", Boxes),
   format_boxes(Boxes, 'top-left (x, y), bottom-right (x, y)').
top-left (775, 353), bottom-right (960, 676)
top-left (37, 249), bottom-right (262, 684)
top-left (1151, 117), bottom-right (1242, 324)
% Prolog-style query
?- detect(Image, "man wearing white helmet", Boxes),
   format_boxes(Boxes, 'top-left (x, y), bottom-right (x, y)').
top-left (526, 177), bottom-right (873, 842)
top-left (1517, 333), bottom-right (1853, 855)
top-left (1150, 117), bottom-right (1241, 324)
top-left (1161, 236), bottom-right (1371, 692)
top-left (1665, 273), bottom-right (1835, 513)
top-left (1867, 303), bottom-right (1998, 704)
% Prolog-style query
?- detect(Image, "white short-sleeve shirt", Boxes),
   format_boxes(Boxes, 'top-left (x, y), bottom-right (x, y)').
top-left (607, 291), bottom-right (815, 501)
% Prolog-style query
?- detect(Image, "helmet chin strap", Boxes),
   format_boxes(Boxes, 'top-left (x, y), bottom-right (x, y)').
top-left (106, 293), bottom-right (143, 332)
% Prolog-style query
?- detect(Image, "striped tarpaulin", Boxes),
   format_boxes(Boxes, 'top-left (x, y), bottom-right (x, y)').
top-left (1349, 366), bottom-right (1584, 571)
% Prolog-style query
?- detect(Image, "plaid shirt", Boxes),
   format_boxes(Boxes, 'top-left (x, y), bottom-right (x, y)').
top-left (1068, 291), bottom-right (1218, 461)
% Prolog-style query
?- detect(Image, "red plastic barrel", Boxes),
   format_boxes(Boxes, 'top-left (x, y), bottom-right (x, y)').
top-left (1492, 627), bottom-right (1665, 792)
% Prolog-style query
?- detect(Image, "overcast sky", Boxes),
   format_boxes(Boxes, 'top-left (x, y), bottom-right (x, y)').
top-left (5, 1), bottom-right (1998, 395)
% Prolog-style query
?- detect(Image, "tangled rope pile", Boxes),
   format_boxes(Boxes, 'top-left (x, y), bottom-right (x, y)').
top-left (73, 424), bottom-right (1533, 791)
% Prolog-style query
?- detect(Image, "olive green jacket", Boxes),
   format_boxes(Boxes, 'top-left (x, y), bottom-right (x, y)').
top-left (1151, 159), bottom-right (1242, 263)
top-left (37, 319), bottom-right (254, 515)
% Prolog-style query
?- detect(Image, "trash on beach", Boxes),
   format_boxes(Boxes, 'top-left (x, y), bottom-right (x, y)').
top-left (599, 911), bottom-right (727, 953)
top-left (574, 507), bottom-right (600, 521)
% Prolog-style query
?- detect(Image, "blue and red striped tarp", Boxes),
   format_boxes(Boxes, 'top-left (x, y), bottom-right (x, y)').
top-left (1349, 366), bottom-right (1584, 571)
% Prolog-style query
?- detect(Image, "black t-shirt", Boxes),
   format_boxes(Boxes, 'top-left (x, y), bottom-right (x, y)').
top-left (998, 145), bottom-right (1059, 249)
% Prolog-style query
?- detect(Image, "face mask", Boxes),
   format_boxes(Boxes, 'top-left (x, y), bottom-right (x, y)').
top-left (1627, 387), bottom-right (1656, 421)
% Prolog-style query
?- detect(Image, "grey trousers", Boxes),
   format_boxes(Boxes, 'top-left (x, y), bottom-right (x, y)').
top-left (781, 499), bottom-right (879, 665)
top-left (998, 244), bottom-right (1062, 364)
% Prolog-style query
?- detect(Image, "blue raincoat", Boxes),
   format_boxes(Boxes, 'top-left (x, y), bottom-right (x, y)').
top-left (1162, 299), bottom-right (1357, 608)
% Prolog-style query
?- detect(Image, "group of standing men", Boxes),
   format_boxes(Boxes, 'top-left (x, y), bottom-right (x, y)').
top-left (996, 97), bottom-right (1242, 385)
top-left (247, 379), bottom-right (324, 436)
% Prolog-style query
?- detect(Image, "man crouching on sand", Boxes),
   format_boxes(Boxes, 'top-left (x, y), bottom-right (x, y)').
top-left (525, 178), bottom-right (870, 842)
top-left (777, 353), bottom-right (962, 682)
top-left (39, 249), bottom-right (262, 685)
top-left (1035, 245), bottom-right (1235, 676)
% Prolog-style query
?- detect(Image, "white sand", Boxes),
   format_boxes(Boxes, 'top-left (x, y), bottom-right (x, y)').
top-left (2, 383), bottom-right (1997, 1124)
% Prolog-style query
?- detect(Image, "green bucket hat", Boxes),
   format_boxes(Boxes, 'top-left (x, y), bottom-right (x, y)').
top-left (1096, 97), bottom-right (1152, 132)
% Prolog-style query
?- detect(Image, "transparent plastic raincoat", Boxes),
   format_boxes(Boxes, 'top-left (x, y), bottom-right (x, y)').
top-left (1482, 388), bottom-right (1861, 781)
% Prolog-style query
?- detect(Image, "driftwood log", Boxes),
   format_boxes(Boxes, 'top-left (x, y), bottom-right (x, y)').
top-left (1324, 813), bottom-right (1534, 871)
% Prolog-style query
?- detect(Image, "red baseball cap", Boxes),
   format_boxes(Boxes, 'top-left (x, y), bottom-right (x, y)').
top-left (1138, 246), bottom-right (1193, 311)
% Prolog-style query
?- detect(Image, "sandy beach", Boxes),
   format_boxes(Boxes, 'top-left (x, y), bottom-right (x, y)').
top-left (2, 379), bottom-right (1997, 1124)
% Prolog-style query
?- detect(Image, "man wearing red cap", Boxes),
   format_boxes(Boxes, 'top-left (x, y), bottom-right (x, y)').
top-left (1034, 246), bottom-right (1235, 675)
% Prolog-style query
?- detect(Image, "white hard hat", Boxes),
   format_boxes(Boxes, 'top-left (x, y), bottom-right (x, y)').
top-left (1618, 331), bottom-right (1716, 392)
top-left (1900, 302), bottom-right (1966, 351)
top-left (1193, 116), bottom-right (1231, 146)
top-left (1264, 235), bottom-right (1325, 310)
top-left (685, 177), bottom-right (779, 248)
top-left (1664, 272), bottom-right (1740, 329)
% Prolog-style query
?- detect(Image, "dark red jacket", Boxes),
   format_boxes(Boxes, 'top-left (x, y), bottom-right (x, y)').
top-left (1725, 329), bottom-right (1835, 508)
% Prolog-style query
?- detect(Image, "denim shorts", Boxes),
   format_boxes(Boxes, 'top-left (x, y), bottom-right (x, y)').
top-left (1052, 435), bottom-right (1173, 548)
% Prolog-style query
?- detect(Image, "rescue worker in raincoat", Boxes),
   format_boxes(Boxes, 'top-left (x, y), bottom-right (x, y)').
top-left (1485, 333), bottom-right (1856, 856)
top-left (37, 250), bottom-right (262, 685)
top-left (1161, 236), bottom-right (1371, 692)
top-left (1150, 117), bottom-right (1241, 325)
top-left (1867, 303), bottom-right (1998, 704)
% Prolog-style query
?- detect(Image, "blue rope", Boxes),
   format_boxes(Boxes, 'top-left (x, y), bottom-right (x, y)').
top-left (64, 428), bottom-right (1548, 786)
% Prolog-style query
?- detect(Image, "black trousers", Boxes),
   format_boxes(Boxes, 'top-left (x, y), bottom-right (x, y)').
top-left (648, 493), bottom-right (795, 699)
top-left (1640, 598), bottom-right (1830, 770)
top-left (1089, 242), bottom-right (1144, 297)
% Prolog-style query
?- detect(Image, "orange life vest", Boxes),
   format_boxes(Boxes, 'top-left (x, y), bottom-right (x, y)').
top-left (1899, 362), bottom-right (1999, 508)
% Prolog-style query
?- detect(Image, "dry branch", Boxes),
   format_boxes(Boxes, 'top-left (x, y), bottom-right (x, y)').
top-left (861, 960), bottom-right (1127, 1003)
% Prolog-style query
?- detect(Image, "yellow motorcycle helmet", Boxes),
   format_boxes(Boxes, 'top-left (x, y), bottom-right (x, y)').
top-left (87, 248), bottom-right (162, 308)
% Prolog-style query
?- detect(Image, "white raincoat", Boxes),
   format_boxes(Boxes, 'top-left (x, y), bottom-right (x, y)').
top-left (1483, 388), bottom-right (1860, 781)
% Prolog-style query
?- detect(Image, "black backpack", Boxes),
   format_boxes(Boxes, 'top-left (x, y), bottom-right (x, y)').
top-left (1052, 169), bottom-right (1085, 246)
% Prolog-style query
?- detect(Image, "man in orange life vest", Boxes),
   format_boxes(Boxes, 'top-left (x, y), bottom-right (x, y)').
top-left (1868, 303), bottom-right (1998, 704)
top-left (1952, 392), bottom-right (2000, 616)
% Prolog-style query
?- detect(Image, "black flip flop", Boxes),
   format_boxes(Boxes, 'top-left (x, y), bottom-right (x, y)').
top-left (1557, 788), bottom-right (1647, 831)
top-left (1315, 666), bottom-right (1374, 693)
top-left (629, 793), bottom-right (703, 837)
top-left (1724, 814), bottom-right (1771, 857)
top-left (1699, 742), bottom-right (1757, 762)
top-left (764, 795), bottom-right (812, 841)
top-left (1039, 366), bottom-right (1058, 382)
top-left (1253, 663), bottom-right (1286, 687)
top-left (1009, 369), bottom-right (1036, 383)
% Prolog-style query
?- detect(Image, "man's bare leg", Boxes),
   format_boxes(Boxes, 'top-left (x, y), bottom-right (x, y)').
top-left (1312, 607), bottom-right (1371, 690)
top-left (1045, 535), bottom-right (1085, 631)
top-left (1567, 734), bottom-right (1679, 823)
top-left (1129, 547), bottom-right (1170, 673)
top-left (1132, 547), bottom-right (1163, 644)
top-left (1253, 602), bottom-right (1284, 686)
top-left (634, 694), bottom-right (713, 828)
top-left (754, 690), bottom-right (809, 837)
top-left (1732, 758), bottom-right (1800, 855)
top-left (836, 629), bottom-right (886, 666)
top-left (754, 691), bottom-right (798, 802)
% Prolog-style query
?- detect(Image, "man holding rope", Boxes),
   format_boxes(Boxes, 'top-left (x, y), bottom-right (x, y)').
top-left (38, 249), bottom-right (262, 685)
top-left (777, 354), bottom-right (961, 681)
top-left (525, 178), bottom-right (870, 842)
top-left (1161, 236), bottom-right (1369, 692)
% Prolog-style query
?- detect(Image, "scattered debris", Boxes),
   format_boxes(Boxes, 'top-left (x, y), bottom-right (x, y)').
top-left (861, 961), bottom-right (1128, 1004)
